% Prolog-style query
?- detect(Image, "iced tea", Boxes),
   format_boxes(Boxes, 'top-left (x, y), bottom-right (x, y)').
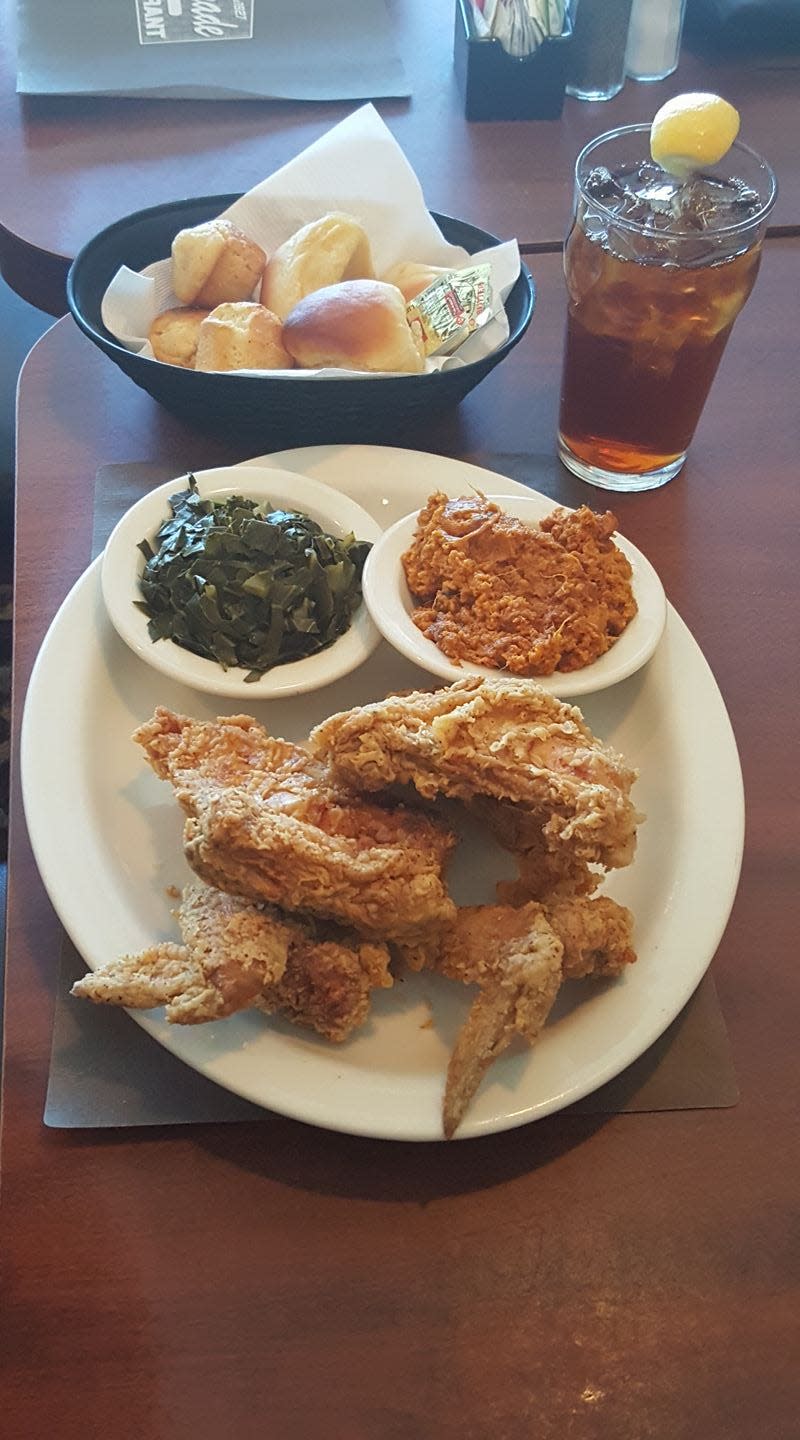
top-left (557, 127), bottom-right (777, 491)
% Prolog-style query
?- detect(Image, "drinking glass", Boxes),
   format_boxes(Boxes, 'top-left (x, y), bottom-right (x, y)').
top-left (557, 123), bottom-right (777, 492)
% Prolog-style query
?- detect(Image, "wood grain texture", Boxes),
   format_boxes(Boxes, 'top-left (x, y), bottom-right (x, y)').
top-left (1, 0), bottom-right (799, 312)
top-left (2, 243), bottom-right (799, 1439)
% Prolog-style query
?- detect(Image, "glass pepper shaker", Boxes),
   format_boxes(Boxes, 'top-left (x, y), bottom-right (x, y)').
top-left (565, 0), bottom-right (635, 101)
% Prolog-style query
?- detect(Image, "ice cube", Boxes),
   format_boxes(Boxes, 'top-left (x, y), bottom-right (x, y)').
top-left (676, 175), bottom-right (762, 232)
top-left (729, 181), bottom-right (762, 217)
top-left (639, 182), bottom-right (679, 203)
top-left (636, 181), bottom-right (684, 213)
top-left (582, 212), bottom-right (610, 247)
top-left (632, 161), bottom-right (663, 188)
top-left (584, 166), bottom-right (627, 205)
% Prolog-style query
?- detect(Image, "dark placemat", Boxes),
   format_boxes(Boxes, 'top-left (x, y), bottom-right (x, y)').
top-left (46, 934), bottom-right (738, 1128)
top-left (43, 455), bottom-right (739, 1130)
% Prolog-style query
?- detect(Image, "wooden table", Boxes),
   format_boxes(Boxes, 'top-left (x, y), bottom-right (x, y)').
top-left (2, 0), bottom-right (799, 314)
top-left (2, 241), bottom-right (798, 1438)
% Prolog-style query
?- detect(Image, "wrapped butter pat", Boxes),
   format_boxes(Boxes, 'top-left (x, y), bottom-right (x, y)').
top-left (406, 265), bottom-right (493, 357)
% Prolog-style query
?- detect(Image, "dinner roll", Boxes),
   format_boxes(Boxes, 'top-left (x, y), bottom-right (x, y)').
top-left (283, 280), bottom-right (426, 374)
top-left (149, 307), bottom-right (209, 368)
top-left (171, 218), bottom-right (267, 308)
top-left (195, 302), bottom-right (294, 372)
top-left (260, 212), bottom-right (375, 321)
top-left (381, 261), bottom-right (456, 303)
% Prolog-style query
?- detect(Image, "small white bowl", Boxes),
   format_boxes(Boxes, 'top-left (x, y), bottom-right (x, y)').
top-left (101, 465), bottom-right (382, 699)
top-left (361, 492), bottom-right (667, 698)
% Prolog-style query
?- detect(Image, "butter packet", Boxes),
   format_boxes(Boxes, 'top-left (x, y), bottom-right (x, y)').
top-left (407, 265), bottom-right (494, 357)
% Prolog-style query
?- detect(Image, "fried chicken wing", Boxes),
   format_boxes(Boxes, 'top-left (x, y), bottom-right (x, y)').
top-left (479, 801), bottom-right (603, 901)
top-left (539, 894), bottom-right (636, 979)
top-left (410, 895), bottom-right (636, 985)
top-left (71, 883), bottom-right (292, 1024)
top-left (70, 943), bottom-right (211, 1019)
top-left (443, 934), bottom-right (563, 1139)
top-left (72, 882), bottom-right (393, 1041)
top-left (135, 708), bottom-right (457, 942)
top-left (310, 677), bottom-right (641, 891)
top-left (397, 894), bottom-right (636, 1136)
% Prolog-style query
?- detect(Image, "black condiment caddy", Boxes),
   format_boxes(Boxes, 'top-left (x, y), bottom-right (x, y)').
top-left (454, 0), bottom-right (574, 121)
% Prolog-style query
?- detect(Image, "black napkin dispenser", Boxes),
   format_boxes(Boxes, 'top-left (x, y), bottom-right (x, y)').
top-left (454, 0), bottom-right (573, 121)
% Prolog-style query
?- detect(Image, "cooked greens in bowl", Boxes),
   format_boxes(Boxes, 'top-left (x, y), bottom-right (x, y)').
top-left (101, 464), bottom-right (382, 699)
top-left (137, 476), bottom-right (372, 680)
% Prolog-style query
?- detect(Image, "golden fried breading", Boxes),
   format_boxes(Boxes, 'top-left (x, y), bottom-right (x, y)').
top-left (476, 798), bottom-right (603, 902)
top-left (256, 935), bottom-right (392, 1043)
top-left (440, 910), bottom-right (564, 1139)
top-left (401, 493), bottom-right (636, 675)
top-left (70, 943), bottom-right (209, 1018)
top-left (71, 884), bottom-right (292, 1024)
top-left (396, 895), bottom-right (636, 1136)
top-left (542, 894), bottom-right (636, 979)
top-left (310, 677), bottom-right (641, 880)
top-left (135, 708), bottom-right (457, 942)
top-left (402, 895), bottom-right (636, 985)
top-left (72, 883), bottom-right (393, 1040)
top-left (135, 707), bottom-right (300, 787)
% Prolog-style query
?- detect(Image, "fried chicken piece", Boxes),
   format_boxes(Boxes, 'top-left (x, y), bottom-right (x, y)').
top-left (310, 677), bottom-right (641, 884)
top-left (71, 883), bottom-right (292, 1024)
top-left (403, 895), bottom-right (636, 983)
top-left (440, 909), bottom-right (564, 1139)
top-left (72, 882), bottom-right (393, 1041)
top-left (71, 943), bottom-right (210, 1019)
top-left (256, 934), bottom-right (392, 1043)
top-left (443, 937), bottom-right (563, 1139)
top-left (401, 493), bottom-right (636, 675)
top-left (396, 895), bottom-right (636, 1137)
top-left (135, 708), bottom-right (457, 942)
top-left (477, 798), bottom-right (603, 901)
top-left (543, 894), bottom-right (636, 979)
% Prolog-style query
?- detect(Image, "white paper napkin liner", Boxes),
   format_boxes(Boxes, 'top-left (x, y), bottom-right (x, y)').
top-left (101, 104), bottom-right (521, 376)
top-left (104, 238), bottom-right (519, 375)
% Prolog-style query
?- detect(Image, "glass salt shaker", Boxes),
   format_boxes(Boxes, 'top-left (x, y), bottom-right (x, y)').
top-left (625, 0), bottom-right (687, 82)
top-left (565, 0), bottom-right (635, 101)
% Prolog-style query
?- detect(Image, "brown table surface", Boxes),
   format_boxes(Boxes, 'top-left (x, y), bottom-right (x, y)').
top-left (2, 0), bottom-right (799, 314)
top-left (2, 241), bottom-right (798, 1438)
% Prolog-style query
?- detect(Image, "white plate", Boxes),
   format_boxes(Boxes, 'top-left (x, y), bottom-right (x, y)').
top-left (21, 445), bottom-right (744, 1142)
top-left (362, 493), bottom-right (667, 697)
top-left (101, 465), bottom-right (382, 699)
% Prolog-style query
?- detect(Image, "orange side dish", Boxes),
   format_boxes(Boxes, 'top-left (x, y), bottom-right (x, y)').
top-left (401, 492), bottom-right (637, 675)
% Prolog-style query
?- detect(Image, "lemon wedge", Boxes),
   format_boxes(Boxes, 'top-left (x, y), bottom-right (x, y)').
top-left (650, 93), bottom-right (741, 178)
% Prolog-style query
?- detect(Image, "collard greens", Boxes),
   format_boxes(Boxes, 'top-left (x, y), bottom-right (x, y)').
top-left (136, 476), bottom-right (371, 679)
